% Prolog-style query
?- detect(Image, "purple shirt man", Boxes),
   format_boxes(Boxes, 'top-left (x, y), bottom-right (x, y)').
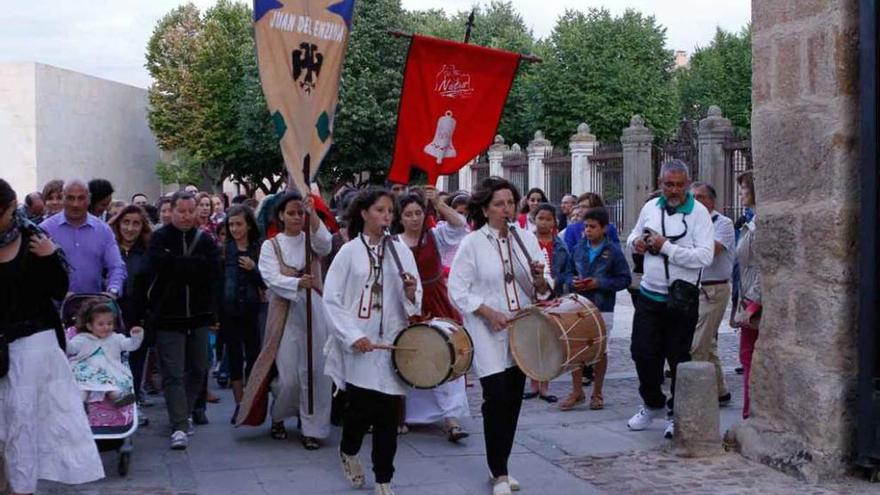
top-left (40, 180), bottom-right (126, 295)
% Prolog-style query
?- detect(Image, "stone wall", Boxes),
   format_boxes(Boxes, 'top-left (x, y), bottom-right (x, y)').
top-left (728, 0), bottom-right (861, 481)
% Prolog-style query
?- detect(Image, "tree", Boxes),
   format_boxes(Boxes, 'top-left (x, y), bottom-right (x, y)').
top-left (534, 8), bottom-right (678, 144)
top-left (145, 3), bottom-right (204, 152)
top-left (676, 26), bottom-right (752, 135)
top-left (317, 0), bottom-right (411, 188)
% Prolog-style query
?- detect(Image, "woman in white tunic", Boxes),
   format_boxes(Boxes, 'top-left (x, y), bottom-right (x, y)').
top-left (448, 177), bottom-right (552, 495)
top-left (323, 188), bottom-right (422, 495)
top-left (393, 187), bottom-right (470, 442)
top-left (258, 192), bottom-right (333, 449)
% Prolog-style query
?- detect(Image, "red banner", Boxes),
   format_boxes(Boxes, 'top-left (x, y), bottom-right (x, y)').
top-left (388, 35), bottom-right (520, 184)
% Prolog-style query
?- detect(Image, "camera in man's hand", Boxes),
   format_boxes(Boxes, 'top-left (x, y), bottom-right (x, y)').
top-left (643, 228), bottom-right (661, 255)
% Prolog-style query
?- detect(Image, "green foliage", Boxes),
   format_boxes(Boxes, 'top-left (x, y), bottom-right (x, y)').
top-left (535, 8), bottom-right (678, 144)
top-left (676, 26), bottom-right (752, 135)
top-left (154, 151), bottom-right (202, 186)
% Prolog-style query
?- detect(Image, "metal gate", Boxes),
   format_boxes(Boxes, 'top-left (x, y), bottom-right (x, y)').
top-left (722, 139), bottom-right (753, 220)
top-left (543, 148), bottom-right (571, 204)
top-left (591, 142), bottom-right (625, 231)
top-left (653, 119), bottom-right (700, 183)
top-left (502, 149), bottom-right (529, 196)
top-left (471, 157), bottom-right (489, 188)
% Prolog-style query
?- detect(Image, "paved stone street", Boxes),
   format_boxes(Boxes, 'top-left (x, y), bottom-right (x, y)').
top-left (41, 296), bottom-right (878, 494)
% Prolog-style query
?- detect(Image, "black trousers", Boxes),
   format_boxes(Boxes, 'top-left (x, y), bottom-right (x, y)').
top-left (340, 384), bottom-right (400, 484)
top-left (222, 313), bottom-right (261, 382)
top-left (480, 366), bottom-right (526, 478)
top-left (630, 295), bottom-right (698, 413)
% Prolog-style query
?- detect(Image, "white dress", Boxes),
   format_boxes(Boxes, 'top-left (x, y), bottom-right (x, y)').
top-left (448, 224), bottom-right (552, 378)
top-left (67, 332), bottom-right (144, 401)
top-left (0, 330), bottom-right (104, 493)
top-left (323, 234), bottom-right (423, 396)
top-left (404, 220), bottom-right (471, 425)
top-left (258, 224), bottom-right (333, 439)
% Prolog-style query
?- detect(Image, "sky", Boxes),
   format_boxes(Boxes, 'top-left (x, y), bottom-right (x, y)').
top-left (0, 1), bottom-right (750, 89)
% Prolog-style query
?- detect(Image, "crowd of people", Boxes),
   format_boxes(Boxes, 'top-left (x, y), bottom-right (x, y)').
top-left (0, 160), bottom-right (760, 495)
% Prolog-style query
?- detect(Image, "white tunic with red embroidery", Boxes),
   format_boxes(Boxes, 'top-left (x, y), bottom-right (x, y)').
top-left (448, 224), bottom-right (552, 378)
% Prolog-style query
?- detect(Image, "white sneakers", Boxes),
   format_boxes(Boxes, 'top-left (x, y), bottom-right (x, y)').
top-left (170, 430), bottom-right (188, 450)
top-left (489, 475), bottom-right (520, 491)
top-left (664, 418), bottom-right (675, 439)
top-left (626, 406), bottom-right (665, 430)
top-left (492, 480), bottom-right (513, 495)
top-left (374, 483), bottom-right (395, 495)
top-left (340, 450), bottom-right (365, 488)
top-left (186, 418), bottom-right (195, 436)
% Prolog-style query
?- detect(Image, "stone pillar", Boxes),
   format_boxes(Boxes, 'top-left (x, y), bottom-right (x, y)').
top-left (698, 105), bottom-right (734, 207)
top-left (488, 134), bottom-right (508, 178)
top-left (673, 362), bottom-right (722, 458)
top-left (569, 123), bottom-right (597, 196)
top-left (527, 130), bottom-right (552, 192)
top-left (621, 115), bottom-right (654, 238)
top-left (727, 0), bottom-right (860, 481)
top-left (436, 175), bottom-right (449, 192)
top-left (458, 159), bottom-right (473, 192)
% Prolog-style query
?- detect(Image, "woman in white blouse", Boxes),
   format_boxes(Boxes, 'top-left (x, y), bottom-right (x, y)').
top-left (323, 188), bottom-right (422, 495)
top-left (448, 177), bottom-right (552, 495)
top-left (257, 192), bottom-right (333, 449)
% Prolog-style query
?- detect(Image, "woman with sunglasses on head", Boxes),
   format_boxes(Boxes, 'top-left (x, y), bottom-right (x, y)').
top-left (448, 177), bottom-right (553, 495)
top-left (324, 187), bottom-right (422, 495)
top-left (392, 185), bottom-right (470, 442)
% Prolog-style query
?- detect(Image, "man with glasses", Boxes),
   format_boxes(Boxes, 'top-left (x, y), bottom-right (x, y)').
top-left (625, 160), bottom-right (714, 439)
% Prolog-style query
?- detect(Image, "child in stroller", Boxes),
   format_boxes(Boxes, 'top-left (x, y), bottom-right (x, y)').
top-left (67, 299), bottom-right (144, 410)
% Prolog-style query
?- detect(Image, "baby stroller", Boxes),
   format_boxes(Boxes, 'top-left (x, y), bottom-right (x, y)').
top-left (61, 293), bottom-right (139, 476)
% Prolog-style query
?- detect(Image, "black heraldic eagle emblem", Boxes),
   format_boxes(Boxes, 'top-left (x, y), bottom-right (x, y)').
top-left (292, 42), bottom-right (323, 94)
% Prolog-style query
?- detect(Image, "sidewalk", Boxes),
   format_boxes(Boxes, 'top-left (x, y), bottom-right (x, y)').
top-left (40, 295), bottom-right (878, 494)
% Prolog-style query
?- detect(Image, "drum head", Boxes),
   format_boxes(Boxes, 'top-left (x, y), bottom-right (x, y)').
top-left (509, 311), bottom-right (566, 382)
top-left (393, 324), bottom-right (453, 389)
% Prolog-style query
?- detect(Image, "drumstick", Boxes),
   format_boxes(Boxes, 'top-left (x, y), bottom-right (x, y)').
top-left (373, 344), bottom-right (418, 351)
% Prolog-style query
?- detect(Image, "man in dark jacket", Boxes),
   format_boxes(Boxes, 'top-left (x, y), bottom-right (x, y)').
top-left (141, 191), bottom-right (219, 450)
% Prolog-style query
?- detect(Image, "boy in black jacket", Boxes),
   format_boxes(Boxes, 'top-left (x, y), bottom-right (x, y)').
top-left (140, 191), bottom-right (220, 450)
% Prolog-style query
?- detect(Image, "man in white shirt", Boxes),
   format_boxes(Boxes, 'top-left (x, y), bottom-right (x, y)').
top-left (625, 160), bottom-right (714, 439)
top-left (690, 182), bottom-right (734, 407)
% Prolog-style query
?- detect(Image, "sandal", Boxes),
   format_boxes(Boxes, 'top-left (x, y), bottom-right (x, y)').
top-left (539, 394), bottom-right (558, 403)
top-left (559, 393), bottom-right (585, 411)
top-left (447, 425), bottom-right (470, 442)
top-left (340, 450), bottom-right (365, 488)
top-left (590, 395), bottom-right (604, 410)
top-left (522, 391), bottom-right (539, 400)
top-left (270, 421), bottom-right (288, 440)
top-left (301, 435), bottom-right (320, 450)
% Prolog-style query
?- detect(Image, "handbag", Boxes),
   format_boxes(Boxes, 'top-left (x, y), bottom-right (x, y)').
top-left (661, 208), bottom-right (700, 315)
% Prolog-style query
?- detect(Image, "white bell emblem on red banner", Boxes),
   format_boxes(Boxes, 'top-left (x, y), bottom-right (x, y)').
top-left (424, 111), bottom-right (457, 164)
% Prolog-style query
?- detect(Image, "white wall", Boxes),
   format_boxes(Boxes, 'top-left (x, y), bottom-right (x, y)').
top-left (0, 63), bottom-right (37, 197)
top-left (33, 63), bottom-right (161, 202)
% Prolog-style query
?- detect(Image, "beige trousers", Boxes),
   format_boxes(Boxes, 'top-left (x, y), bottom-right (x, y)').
top-left (692, 283), bottom-right (730, 397)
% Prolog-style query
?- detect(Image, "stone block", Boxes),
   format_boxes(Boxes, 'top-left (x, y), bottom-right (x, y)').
top-left (806, 27), bottom-right (831, 96)
top-left (673, 362), bottom-right (723, 458)
top-left (752, 43), bottom-right (773, 106)
top-left (774, 36), bottom-right (802, 101)
top-left (753, 0), bottom-right (830, 33)
top-left (832, 22), bottom-right (859, 97)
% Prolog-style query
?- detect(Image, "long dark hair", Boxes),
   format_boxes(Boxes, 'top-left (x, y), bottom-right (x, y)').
top-left (108, 205), bottom-right (153, 250)
top-left (0, 179), bottom-right (15, 217)
top-left (392, 192), bottom-right (426, 235)
top-left (225, 204), bottom-right (260, 245)
top-left (469, 176), bottom-right (521, 230)
top-left (520, 187), bottom-right (548, 214)
top-left (346, 187), bottom-right (395, 239)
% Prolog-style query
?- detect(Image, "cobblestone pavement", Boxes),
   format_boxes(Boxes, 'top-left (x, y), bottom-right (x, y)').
top-left (39, 293), bottom-right (878, 494)
top-left (557, 449), bottom-right (876, 495)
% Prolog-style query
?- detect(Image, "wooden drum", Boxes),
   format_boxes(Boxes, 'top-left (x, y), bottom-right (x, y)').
top-left (508, 294), bottom-right (608, 382)
top-left (392, 318), bottom-right (474, 389)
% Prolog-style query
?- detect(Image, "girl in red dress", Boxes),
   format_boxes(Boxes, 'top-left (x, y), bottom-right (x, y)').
top-left (394, 186), bottom-right (470, 442)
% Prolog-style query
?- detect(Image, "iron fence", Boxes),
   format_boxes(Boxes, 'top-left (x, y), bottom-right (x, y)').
top-left (653, 119), bottom-right (700, 184)
top-left (502, 150), bottom-right (529, 196)
top-left (722, 139), bottom-right (753, 221)
top-left (543, 148), bottom-right (571, 204)
top-left (591, 142), bottom-right (625, 231)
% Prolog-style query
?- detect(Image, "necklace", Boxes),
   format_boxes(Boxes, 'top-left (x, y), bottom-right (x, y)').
top-left (361, 234), bottom-right (385, 312)
top-left (486, 229), bottom-right (516, 284)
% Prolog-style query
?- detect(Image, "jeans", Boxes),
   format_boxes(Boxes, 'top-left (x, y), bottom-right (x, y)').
top-left (480, 366), bottom-right (526, 478)
top-left (156, 327), bottom-right (210, 432)
top-left (630, 295), bottom-right (698, 413)
top-left (340, 384), bottom-right (401, 484)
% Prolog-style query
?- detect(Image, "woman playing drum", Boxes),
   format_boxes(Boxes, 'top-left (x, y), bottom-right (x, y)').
top-left (323, 188), bottom-right (422, 495)
top-left (394, 186), bottom-right (470, 442)
top-left (448, 177), bottom-right (552, 495)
